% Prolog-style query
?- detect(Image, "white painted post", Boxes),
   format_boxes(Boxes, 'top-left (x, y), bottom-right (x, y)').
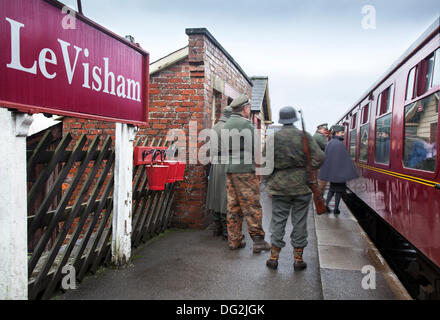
top-left (112, 123), bottom-right (138, 266)
top-left (0, 109), bottom-right (33, 300)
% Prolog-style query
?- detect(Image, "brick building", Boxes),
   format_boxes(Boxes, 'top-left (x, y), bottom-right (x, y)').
top-left (42, 28), bottom-right (272, 229)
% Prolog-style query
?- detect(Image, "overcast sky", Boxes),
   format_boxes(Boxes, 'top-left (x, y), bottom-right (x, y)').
top-left (60, 0), bottom-right (439, 132)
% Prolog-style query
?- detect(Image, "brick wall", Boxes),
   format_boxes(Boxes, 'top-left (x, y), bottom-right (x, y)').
top-left (62, 28), bottom-right (253, 230)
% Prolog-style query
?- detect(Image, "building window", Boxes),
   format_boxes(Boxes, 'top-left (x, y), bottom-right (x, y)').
top-left (376, 84), bottom-right (394, 117)
top-left (403, 91), bottom-right (438, 172)
top-left (406, 67), bottom-right (417, 101)
top-left (375, 113), bottom-right (391, 164)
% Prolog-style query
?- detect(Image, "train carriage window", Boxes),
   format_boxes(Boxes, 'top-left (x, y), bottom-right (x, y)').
top-left (403, 91), bottom-right (439, 172)
top-left (361, 104), bottom-right (369, 125)
top-left (349, 112), bottom-right (358, 159)
top-left (375, 85), bottom-right (394, 164)
top-left (433, 48), bottom-right (440, 87)
top-left (359, 103), bottom-right (370, 162)
top-left (350, 130), bottom-right (357, 159)
top-left (377, 84), bottom-right (394, 116)
top-left (350, 112), bottom-right (357, 130)
top-left (406, 67), bottom-right (417, 101)
top-left (417, 52), bottom-right (436, 96)
top-left (375, 114), bottom-right (391, 164)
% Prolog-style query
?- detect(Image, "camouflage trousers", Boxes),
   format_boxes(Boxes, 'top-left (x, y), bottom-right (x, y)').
top-left (226, 173), bottom-right (265, 249)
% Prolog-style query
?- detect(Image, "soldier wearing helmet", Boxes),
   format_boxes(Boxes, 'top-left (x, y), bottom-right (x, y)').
top-left (264, 106), bottom-right (325, 271)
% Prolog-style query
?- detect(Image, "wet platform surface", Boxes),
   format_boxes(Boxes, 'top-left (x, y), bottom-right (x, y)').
top-left (58, 189), bottom-right (411, 300)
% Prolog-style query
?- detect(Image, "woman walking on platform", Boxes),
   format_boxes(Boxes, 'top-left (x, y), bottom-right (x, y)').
top-left (318, 125), bottom-right (359, 214)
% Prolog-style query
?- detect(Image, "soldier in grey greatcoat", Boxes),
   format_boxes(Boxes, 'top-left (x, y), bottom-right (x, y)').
top-left (313, 123), bottom-right (329, 151)
top-left (206, 106), bottom-right (233, 239)
top-left (313, 123), bottom-right (329, 192)
top-left (264, 106), bottom-right (325, 271)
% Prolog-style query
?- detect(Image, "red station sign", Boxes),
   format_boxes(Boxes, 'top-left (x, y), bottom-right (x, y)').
top-left (0, 0), bottom-right (149, 125)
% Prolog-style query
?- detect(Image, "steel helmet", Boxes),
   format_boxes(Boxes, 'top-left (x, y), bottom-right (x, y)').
top-left (278, 106), bottom-right (298, 124)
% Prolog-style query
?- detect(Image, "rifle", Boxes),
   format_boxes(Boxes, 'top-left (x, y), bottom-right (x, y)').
top-left (298, 110), bottom-right (328, 215)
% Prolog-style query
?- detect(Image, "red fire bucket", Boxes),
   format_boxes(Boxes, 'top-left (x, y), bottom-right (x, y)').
top-left (146, 165), bottom-right (169, 190)
top-left (175, 162), bottom-right (186, 181)
top-left (164, 160), bottom-right (178, 183)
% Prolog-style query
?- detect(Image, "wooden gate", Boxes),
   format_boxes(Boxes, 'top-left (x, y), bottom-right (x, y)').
top-left (27, 132), bottom-right (176, 299)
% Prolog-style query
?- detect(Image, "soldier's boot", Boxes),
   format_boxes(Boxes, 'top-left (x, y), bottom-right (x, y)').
top-left (266, 246), bottom-right (281, 269)
top-left (252, 236), bottom-right (271, 253)
top-left (229, 239), bottom-right (246, 250)
top-left (221, 221), bottom-right (228, 241)
top-left (212, 220), bottom-right (223, 237)
top-left (293, 247), bottom-right (307, 271)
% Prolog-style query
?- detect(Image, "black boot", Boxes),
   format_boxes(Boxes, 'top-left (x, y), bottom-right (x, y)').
top-left (266, 246), bottom-right (281, 269)
top-left (221, 221), bottom-right (228, 241)
top-left (212, 220), bottom-right (223, 237)
top-left (293, 248), bottom-right (307, 271)
top-left (252, 236), bottom-right (271, 253)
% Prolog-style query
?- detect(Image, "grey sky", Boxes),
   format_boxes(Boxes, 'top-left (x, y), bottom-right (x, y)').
top-left (61, 0), bottom-right (439, 132)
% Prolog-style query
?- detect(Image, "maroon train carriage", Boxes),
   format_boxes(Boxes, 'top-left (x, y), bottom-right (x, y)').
top-left (335, 17), bottom-right (440, 299)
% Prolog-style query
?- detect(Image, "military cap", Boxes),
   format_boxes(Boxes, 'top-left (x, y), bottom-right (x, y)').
top-left (230, 94), bottom-right (250, 110)
top-left (330, 125), bottom-right (345, 132)
top-left (317, 123), bottom-right (328, 129)
top-left (279, 106), bottom-right (298, 124)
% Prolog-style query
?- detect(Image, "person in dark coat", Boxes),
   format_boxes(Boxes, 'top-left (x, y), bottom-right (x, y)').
top-left (206, 106), bottom-right (233, 239)
top-left (318, 125), bottom-right (359, 214)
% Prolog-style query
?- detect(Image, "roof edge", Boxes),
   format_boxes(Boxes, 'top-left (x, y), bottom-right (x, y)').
top-left (185, 28), bottom-right (253, 87)
top-left (150, 46), bottom-right (189, 75)
top-left (337, 16), bottom-right (440, 124)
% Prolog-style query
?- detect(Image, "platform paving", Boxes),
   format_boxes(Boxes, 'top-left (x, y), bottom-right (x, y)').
top-left (58, 188), bottom-right (410, 300)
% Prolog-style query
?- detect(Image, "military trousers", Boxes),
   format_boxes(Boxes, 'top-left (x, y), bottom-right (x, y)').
top-left (226, 172), bottom-right (265, 249)
top-left (270, 193), bottom-right (312, 249)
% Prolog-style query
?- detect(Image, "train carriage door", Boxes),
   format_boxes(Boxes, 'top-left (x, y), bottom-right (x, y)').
top-left (349, 110), bottom-right (359, 161)
top-left (359, 103), bottom-right (371, 163)
top-left (375, 84), bottom-right (394, 166)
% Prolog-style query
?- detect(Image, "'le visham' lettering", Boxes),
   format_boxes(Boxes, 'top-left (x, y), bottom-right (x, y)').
top-left (5, 17), bottom-right (141, 102)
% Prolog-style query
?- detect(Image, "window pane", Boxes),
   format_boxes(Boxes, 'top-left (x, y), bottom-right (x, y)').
top-left (350, 130), bottom-right (357, 159)
top-left (375, 113), bottom-right (391, 164)
top-left (362, 104), bottom-right (369, 124)
top-left (433, 49), bottom-right (440, 87)
top-left (403, 91), bottom-right (439, 172)
top-left (376, 93), bottom-right (382, 116)
top-left (406, 67), bottom-right (416, 101)
top-left (386, 84), bottom-right (394, 113)
top-left (351, 113), bottom-right (357, 129)
top-left (359, 125), bottom-right (369, 162)
top-left (425, 54), bottom-right (435, 92)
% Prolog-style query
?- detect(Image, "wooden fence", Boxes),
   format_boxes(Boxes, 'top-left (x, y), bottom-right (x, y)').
top-left (26, 133), bottom-right (176, 299)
